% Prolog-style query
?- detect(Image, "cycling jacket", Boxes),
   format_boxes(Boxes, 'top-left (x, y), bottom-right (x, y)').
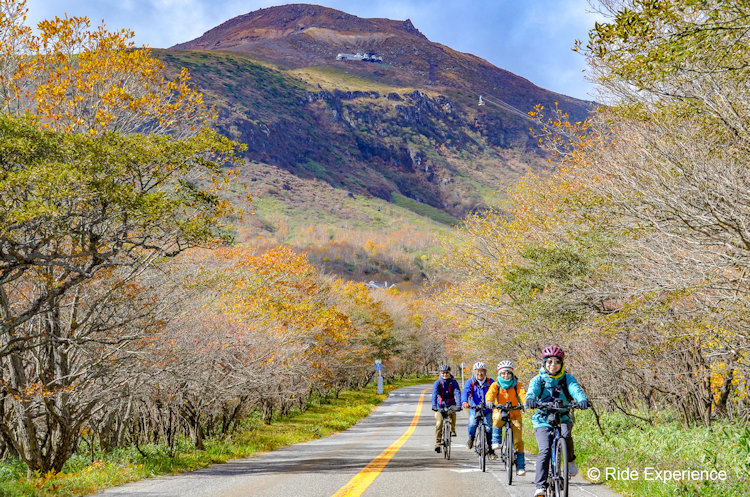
top-left (461, 376), bottom-right (494, 415)
top-left (526, 367), bottom-right (587, 429)
top-left (485, 378), bottom-right (526, 420)
top-left (432, 375), bottom-right (461, 410)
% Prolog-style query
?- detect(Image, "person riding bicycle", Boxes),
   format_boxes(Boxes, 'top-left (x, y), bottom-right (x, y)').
top-left (431, 364), bottom-right (461, 452)
top-left (485, 360), bottom-right (527, 476)
top-left (461, 361), bottom-right (497, 459)
top-left (525, 345), bottom-right (591, 497)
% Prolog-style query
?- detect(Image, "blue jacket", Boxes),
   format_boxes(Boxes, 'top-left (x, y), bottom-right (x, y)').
top-left (526, 367), bottom-right (587, 429)
top-left (461, 376), bottom-right (494, 415)
top-left (432, 376), bottom-right (461, 410)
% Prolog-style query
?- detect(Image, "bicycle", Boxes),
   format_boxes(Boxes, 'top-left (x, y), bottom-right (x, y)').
top-left (533, 400), bottom-right (582, 497)
top-left (470, 401), bottom-right (493, 472)
top-left (492, 401), bottom-right (524, 485)
top-left (437, 405), bottom-right (460, 459)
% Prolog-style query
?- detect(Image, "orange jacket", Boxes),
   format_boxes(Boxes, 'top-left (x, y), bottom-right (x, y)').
top-left (486, 379), bottom-right (526, 420)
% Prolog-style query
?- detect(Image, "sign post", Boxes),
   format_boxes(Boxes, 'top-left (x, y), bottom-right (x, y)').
top-left (375, 360), bottom-right (383, 394)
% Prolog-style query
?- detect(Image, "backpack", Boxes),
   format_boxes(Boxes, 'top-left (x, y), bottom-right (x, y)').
top-left (559, 374), bottom-right (573, 401)
top-left (544, 373), bottom-right (572, 402)
top-left (469, 377), bottom-right (494, 400)
top-left (437, 378), bottom-right (456, 404)
top-left (493, 379), bottom-right (520, 404)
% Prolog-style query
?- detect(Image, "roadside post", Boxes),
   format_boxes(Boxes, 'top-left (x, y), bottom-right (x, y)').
top-left (375, 360), bottom-right (383, 394)
top-left (460, 362), bottom-right (465, 386)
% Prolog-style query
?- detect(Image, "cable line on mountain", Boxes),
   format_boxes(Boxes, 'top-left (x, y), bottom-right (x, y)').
top-left (474, 91), bottom-right (577, 141)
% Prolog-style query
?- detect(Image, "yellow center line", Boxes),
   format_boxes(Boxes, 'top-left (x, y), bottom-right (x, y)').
top-left (331, 388), bottom-right (429, 497)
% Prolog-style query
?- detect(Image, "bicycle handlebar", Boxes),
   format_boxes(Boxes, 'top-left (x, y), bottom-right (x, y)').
top-left (533, 401), bottom-right (583, 411)
top-left (435, 405), bottom-right (462, 413)
top-left (491, 401), bottom-right (524, 411)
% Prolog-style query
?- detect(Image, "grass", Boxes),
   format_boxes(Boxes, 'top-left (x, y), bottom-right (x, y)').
top-left (390, 193), bottom-right (460, 226)
top-left (520, 409), bottom-right (750, 496)
top-left (285, 65), bottom-right (416, 94)
top-left (0, 376), bottom-right (431, 497)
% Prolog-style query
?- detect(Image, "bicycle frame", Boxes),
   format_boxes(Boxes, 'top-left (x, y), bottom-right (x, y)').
top-left (471, 402), bottom-right (491, 472)
top-left (438, 406), bottom-right (459, 459)
top-left (493, 401), bottom-right (523, 485)
top-left (536, 400), bottom-right (579, 497)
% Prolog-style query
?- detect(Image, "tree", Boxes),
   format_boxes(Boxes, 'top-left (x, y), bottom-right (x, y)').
top-left (0, 1), bottom-right (244, 473)
top-left (578, 0), bottom-right (750, 421)
top-left (1, 0), bottom-right (208, 135)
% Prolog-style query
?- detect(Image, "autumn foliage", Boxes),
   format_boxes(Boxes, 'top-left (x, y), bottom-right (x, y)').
top-left (441, 0), bottom-right (750, 429)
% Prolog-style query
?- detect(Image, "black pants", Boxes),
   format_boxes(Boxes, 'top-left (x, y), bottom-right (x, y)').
top-left (534, 423), bottom-right (574, 488)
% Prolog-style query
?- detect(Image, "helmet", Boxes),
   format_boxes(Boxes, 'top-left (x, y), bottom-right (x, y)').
top-left (438, 364), bottom-right (451, 372)
top-left (497, 361), bottom-right (514, 373)
top-left (541, 345), bottom-right (565, 360)
top-left (472, 361), bottom-right (487, 371)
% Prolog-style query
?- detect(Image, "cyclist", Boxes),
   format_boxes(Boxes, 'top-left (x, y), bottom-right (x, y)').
top-left (431, 364), bottom-right (461, 452)
top-left (461, 361), bottom-right (497, 459)
top-left (525, 345), bottom-right (591, 497)
top-left (485, 360), bottom-right (527, 476)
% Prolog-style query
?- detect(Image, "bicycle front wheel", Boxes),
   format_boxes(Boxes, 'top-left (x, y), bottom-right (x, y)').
top-left (505, 426), bottom-right (514, 485)
top-left (477, 428), bottom-right (486, 472)
top-left (554, 437), bottom-right (569, 497)
top-left (443, 420), bottom-right (451, 459)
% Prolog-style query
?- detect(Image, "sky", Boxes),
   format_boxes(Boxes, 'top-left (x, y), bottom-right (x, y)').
top-left (25, 0), bottom-right (604, 101)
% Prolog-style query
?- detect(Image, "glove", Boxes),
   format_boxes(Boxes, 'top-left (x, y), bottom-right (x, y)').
top-left (462, 402), bottom-right (469, 409)
top-left (486, 402), bottom-right (494, 409)
top-left (525, 399), bottom-right (538, 410)
top-left (432, 407), bottom-right (438, 412)
top-left (578, 399), bottom-right (591, 410)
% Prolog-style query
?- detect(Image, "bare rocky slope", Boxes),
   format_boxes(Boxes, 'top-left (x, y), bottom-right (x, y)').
top-left (164, 4), bottom-right (593, 218)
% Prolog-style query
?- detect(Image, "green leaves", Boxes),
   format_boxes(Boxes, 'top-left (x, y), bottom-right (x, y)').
top-left (0, 113), bottom-right (243, 334)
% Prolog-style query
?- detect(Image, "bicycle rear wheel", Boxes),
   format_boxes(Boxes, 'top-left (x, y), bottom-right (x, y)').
top-left (443, 419), bottom-right (451, 459)
top-left (505, 426), bottom-right (514, 485)
top-left (554, 437), bottom-right (569, 497)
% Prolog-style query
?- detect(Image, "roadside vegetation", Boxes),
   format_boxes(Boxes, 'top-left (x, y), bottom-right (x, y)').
top-left (0, 0), bottom-right (451, 487)
top-left (0, 376), bottom-right (430, 497)
top-left (440, 1), bottom-right (750, 495)
top-left (520, 410), bottom-right (749, 496)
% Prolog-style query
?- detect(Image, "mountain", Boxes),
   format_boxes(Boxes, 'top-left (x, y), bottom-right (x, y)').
top-left (172, 4), bottom-right (588, 120)
top-left (162, 3), bottom-right (593, 221)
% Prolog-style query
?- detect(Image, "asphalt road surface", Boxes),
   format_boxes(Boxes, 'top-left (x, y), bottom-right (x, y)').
top-left (94, 384), bottom-right (621, 497)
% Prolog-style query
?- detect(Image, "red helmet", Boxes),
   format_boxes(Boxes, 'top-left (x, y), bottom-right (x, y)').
top-left (541, 345), bottom-right (565, 360)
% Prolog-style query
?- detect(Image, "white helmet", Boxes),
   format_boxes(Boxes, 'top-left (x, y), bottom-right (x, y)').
top-left (497, 361), bottom-right (514, 373)
top-left (472, 361), bottom-right (487, 371)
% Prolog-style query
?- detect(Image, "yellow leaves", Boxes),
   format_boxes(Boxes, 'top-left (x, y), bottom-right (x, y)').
top-left (194, 244), bottom-right (397, 384)
top-left (1, 0), bottom-right (212, 135)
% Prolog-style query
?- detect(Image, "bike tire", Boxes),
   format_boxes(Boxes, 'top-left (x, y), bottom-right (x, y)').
top-left (477, 428), bottom-right (486, 472)
top-left (443, 419), bottom-right (451, 460)
top-left (505, 426), bottom-right (514, 485)
top-left (555, 437), bottom-right (569, 497)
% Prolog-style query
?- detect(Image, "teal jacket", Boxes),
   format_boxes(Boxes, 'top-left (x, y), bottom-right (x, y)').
top-left (526, 367), bottom-right (587, 429)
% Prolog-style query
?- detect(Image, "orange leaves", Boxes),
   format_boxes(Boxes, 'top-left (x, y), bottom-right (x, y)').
top-left (185, 245), bottom-right (400, 384)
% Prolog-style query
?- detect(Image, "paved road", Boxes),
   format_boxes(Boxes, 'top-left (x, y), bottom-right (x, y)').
top-left (94, 385), bottom-right (620, 497)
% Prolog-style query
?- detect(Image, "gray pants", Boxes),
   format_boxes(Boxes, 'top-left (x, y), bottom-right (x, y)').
top-left (534, 423), bottom-right (575, 489)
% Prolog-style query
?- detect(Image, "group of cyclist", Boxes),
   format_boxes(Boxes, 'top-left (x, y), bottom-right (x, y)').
top-left (431, 345), bottom-right (591, 497)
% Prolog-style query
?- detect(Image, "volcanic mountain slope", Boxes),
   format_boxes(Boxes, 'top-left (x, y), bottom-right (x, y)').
top-left (173, 4), bottom-right (587, 119)
top-left (165, 4), bottom-right (594, 218)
